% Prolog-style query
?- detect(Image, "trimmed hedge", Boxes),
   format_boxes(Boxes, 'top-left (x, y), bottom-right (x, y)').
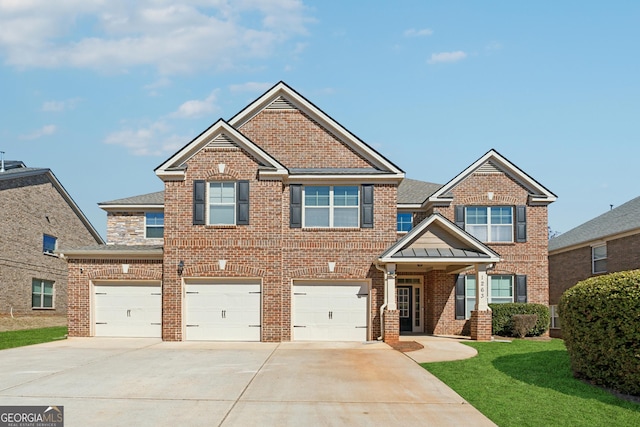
top-left (560, 270), bottom-right (640, 396)
top-left (490, 303), bottom-right (550, 337)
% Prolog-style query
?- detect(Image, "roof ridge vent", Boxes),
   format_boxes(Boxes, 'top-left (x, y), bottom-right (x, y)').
top-left (477, 160), bottom-right (501, 174)
top-left (267, 96), bottom-right (297, 110)
top-left (208, 133), bottom-right (236, 148)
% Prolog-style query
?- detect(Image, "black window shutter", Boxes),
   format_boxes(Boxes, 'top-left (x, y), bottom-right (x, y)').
top-left (454, 205), bottom-right (465, 229)
top-left (236, 180), bottom-right (250, 225)
top-left (290, 184), bottom-right (302, 228)
top-left (515, 275), bottom-right (527, 303)
top-left (455, 275), bottom-right (466, 320)
top-left (515, 205), bottom-right (527, 242)
top-left (361, 184), bottom-right (374, 228)
top-left (193, 180), bottom-right (206, 225)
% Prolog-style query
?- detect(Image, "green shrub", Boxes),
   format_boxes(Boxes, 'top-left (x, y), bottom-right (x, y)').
top-left (490, 303), bottom-right (550, 337)
top-left (512, 314), bottom-right (538, 338)
top-left (560, 270), bottom-right (640, 396)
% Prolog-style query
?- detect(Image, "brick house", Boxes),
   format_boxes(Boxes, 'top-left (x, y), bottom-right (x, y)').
top-left (548, 196), bottom-right (640, 337)
top-left (61, 82), bottom-right (556, 342)
top-left (0, 160), bottom-right (103, 316)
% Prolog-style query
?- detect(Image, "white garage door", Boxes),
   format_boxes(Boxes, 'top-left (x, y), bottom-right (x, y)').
top-left (94, 283), bottom-right (162, 338)
top-left (292, 282), bottom-right (368, 341)
top-left (184, 281), bottom-right (261, 341)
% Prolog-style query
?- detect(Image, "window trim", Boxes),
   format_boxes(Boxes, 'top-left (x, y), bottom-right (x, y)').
top-left (207, 181), bottom-right (237, 226)
top-left (32, 279), bottom-right (55, 309)
top-left (397, 212), bottom-right (413, 233)
top-left (144, 212), bottom-right (164, 239)
top-left (464, 275), bottom-right (514, 319)
top-left (465, 206), bottom-right (514, 243)
top-left (302, 185), bottom-right (360, 228)
top-left (43, 234), bottom-right (57, 255)
top-left (592, 243), bottom-right (607, 274)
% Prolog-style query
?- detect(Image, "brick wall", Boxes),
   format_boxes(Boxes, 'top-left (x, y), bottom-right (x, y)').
top-left (0, 173), bottom-right (100, 315)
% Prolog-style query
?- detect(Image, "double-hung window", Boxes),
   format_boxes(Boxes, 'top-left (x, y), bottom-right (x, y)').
top-left (145, 213), bottom-right (164, 238)
top-left (592, 244), bottom-right (607, 273)
top-left (397, 212), bottom-right (413, 232)
top-left (43, 234), bottom-right (57, 255)
top-left (303, 186), bottom-right (359, 227)
top-left (464, 275), bottom-right (514, 318)
top-left (465, 206), bottom-right (513, 242)
top-left (32, 279), bottom-right (54, 309)
top-left (209, 182), bottom-right (236, 225)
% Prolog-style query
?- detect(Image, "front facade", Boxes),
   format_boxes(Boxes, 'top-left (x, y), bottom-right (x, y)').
top-left (0, 161), bottom-right (103, 316)
top-left (62, 82), bottom-right (555, 342)
top-left (548, 196), bottom-right (640, 337)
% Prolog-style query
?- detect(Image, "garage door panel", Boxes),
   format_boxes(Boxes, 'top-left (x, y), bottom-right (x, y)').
top-left (185, 283), bottom-right (261, 341)
top-left (293, 283), bottom-right (368, 342)
top-left (94, 284), bottom-right (161, 338)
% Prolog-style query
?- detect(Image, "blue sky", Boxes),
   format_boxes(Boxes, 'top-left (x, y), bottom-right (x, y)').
top-left (2, 1), bottom-right (639, 240)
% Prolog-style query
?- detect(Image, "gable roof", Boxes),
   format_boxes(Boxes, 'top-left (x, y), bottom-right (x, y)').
top-left (425, 149), bottom-right (556, 208)
top-left (155, 119), bottom-right (288, 181)
top-left (379, 213), bottom-right (500, 269)
top-left (398, 178), bottom-right (442, 206)
top-left (228, 81), bottom-right (404, 179)
top-left (0, 163), bottom-right (104, 244)
top-left (549, 196), bottom-right (640, 253)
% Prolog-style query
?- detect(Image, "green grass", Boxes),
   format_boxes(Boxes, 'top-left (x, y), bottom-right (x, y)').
top-left (423, 339), bottom-right (640, 427)
top-left (0, 327), bottom-right (68, 350)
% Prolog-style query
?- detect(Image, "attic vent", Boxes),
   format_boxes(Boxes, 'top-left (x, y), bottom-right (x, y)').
top-left (208, 133), bottom-right (236, 148)
top-left (477, 160), bottom-right (501, 174)
top-left (267, 96), bottom-right (296, 110)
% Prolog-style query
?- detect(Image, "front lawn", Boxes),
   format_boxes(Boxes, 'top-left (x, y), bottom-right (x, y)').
top-left (0, 326), bottom-right (68, 350)
top-left (423, 339), bottom-right (639, 427)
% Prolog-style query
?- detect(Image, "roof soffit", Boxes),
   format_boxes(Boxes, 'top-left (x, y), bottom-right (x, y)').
top-left (425, 149), bottom-right (557, 207)
top-left (228, 81), bottom-right (404, 177)
top-left (154, 119), bottom-right (288, 181)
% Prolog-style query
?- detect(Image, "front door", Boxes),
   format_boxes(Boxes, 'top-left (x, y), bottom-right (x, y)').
top-left (397, 286), bottom-right (412, 333)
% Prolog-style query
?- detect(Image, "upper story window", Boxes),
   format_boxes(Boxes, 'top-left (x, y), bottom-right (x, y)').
top-left (209, 182), bottom-right (236, 225)
top-left (32, 279), bottom-right (54, 309)
top-left (397, 212), bottom-right (413, 232)
top-left (193, 180), bottom-right (249, 226)
top-left (592, 244), bottom-right (607, 274)
top-left (303, 186), bottom-right (359, 227)
top-left (43, 234), bottom-right (57, 255)
top-left (465, 206), bottom-right (513, 242)
top-left (145, 213), bottom-right (164, 238)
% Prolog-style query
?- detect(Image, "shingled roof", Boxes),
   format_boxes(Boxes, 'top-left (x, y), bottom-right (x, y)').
top-left (549, 196), bottom-right (640, 252)
top-left (397, 178), bottom-right (442, 205)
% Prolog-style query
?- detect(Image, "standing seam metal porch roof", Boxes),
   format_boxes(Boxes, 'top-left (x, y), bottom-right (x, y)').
top-left (391, 247), bottom-right (493, 259)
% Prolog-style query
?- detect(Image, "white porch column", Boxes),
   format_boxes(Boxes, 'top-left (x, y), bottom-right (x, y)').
top-left (386, 263), bottom-right (397, 310)
top-left (474, 264), bottom-right (490, 311)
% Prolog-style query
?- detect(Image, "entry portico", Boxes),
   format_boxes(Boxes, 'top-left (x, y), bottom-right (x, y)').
top-left (378, 213), bottom-right (501, 342)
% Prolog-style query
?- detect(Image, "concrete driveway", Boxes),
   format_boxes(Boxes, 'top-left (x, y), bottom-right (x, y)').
top-left (0, 338), bottom-right (495, 426)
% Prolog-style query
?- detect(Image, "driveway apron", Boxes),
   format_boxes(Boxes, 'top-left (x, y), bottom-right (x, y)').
top-left (0, 338), bottom-right (495, 426)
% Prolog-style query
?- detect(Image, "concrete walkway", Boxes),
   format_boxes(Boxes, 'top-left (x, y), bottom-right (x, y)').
top-left (0, 338), bottom-right (496, 427)
top-left (399, 335), bottom-right (479, 363)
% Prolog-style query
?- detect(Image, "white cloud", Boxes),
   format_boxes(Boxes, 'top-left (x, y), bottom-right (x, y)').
top-left (404, 28), bottom-right (433, 37)
top-left (229, 82), bottom-right (273, 93)
top-left (169, 90), bottom-right (219, 119)
top-left (20, 124), bottom-right (57, 140)
top-left (41, 98), bottom-right (80, 112)
top-left (103, 120), bottom-right (185, 156)
top-left (427, 51), bottom-right (467, 64)
top-left (0, 0), bottom-right (311, 74)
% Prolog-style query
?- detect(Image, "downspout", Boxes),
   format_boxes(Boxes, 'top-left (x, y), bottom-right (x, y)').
top-left (374, 263), bottom-right (387, 341)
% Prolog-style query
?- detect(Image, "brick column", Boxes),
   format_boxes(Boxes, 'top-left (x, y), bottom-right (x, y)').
top-left (470, 310), bottom-right (492, 341)
top-left (383, 309), bottom-right (399, 343)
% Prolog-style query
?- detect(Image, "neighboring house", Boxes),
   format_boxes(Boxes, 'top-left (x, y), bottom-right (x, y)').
top-left (548, 196), bottom-right (640, 337)
top-left (60, 82), bottom-right (556, 342)
top-left (0, 160), bottom-right (104, 316)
